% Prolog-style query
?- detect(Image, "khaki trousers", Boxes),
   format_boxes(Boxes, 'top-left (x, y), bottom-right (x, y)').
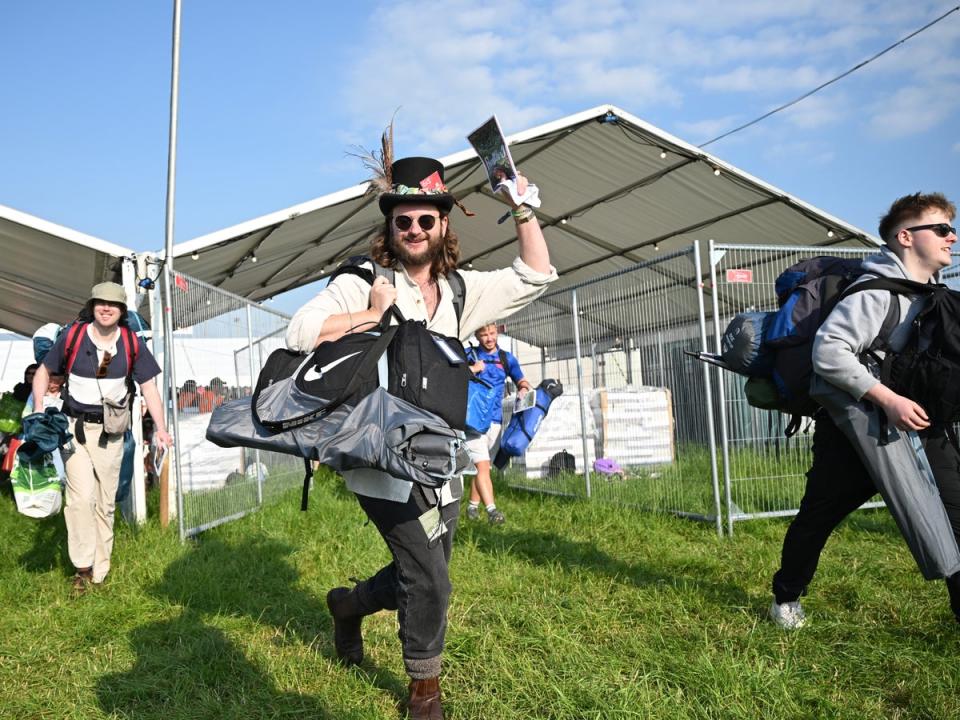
top-left (62, 419), bottom-right (124, 583)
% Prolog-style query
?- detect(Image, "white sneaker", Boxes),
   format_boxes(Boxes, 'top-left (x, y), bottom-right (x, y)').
top-left (769, 599), bottom-right (807, 629)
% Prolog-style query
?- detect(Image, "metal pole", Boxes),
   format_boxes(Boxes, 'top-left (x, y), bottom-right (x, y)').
top-left (246, 304), bottom-right (264, 506)
top-left (708, 240), bottom-right (735, 536)
top-left (571, 289), bottom-right (592, 498)
top-left (694, 241), bottom-right (724, 537)
top-left (160, 0), bottom-right (185, 541)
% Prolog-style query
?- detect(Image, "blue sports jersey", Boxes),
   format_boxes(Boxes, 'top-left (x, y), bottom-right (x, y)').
top-left (464, 344), bottom-right (524, 424)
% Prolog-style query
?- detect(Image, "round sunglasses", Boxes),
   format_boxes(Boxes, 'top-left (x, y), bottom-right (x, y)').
top-left (393, 214), bottom-right (440, 232)
top-left (904, 223), bottom-right (956, 238)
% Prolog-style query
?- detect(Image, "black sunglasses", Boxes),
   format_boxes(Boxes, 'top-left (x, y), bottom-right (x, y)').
top-left (96, 350), bottom-right (113, 379)
top-left (393, 214), bottom-right (440, 232)
top-left (904, 223), bottom-right (956, 238)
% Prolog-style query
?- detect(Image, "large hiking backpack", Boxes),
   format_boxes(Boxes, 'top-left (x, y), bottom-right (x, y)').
top-left (712, 256), bottom-right (901, 435)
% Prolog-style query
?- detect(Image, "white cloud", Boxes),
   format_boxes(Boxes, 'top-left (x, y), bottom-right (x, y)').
top-left (675, 116), bottom-right (741, 143)
top-left (866, 82), bottom-right (960, 139)
top-left (702, 65), bottom-right (832, 93)
top-left (333, 0), bottom-right (959, 154)
top-left (763, 140), bottom-right (835, 165)
top-left (778, 92), bottom-right (848, 130)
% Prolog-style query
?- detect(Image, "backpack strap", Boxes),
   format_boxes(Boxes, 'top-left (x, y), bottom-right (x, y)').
top-left (328, 256), bottom-right (465, 332)
top-left (62, 322), bottom-right (88, 376)
top-left (447, 269), bottom-right (465, 328)
top-left (118, 326), bottom-right (139, 380)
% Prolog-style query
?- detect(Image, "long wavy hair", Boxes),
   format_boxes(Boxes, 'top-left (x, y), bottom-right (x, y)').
top-left (369, 215), bottom-right (461, 277)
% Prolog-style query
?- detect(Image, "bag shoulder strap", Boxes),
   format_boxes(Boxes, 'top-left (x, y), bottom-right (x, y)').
top-left (63, 322), bottom-right (88, 376)
top-left (118, 326), bottom-right (139, 379)
top-left (328, 256), bottom-right (395, 286)
top-left (329, 256), bottom-right (465, 332)
top-left (447, 269), bottom-right (465, 328)
top-left (498, 347), bottom-right (509, 373)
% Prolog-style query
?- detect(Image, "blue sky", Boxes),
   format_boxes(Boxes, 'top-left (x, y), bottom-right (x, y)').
top-left (2, 1), bottom-right (958, 314)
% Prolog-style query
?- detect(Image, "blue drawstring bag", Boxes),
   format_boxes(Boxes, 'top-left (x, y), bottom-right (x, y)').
top-left (465, 376), bottom-right (498, 435)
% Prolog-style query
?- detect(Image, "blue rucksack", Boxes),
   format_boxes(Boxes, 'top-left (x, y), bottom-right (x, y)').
top-left (718, 256), bottom-right (900, 435)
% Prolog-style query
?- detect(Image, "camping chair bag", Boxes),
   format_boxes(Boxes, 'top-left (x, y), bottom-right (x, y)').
top-left (814, 381), bottom-right (960, 580)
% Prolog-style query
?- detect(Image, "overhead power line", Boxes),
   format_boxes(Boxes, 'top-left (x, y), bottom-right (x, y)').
top-left (698, 5), bottom-right (960, 148)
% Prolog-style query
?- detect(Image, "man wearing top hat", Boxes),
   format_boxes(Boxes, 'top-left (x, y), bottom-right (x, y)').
top-left (287, 154), bottom-right (556, 718)
top-left (32, 282), bottom-right (172, 596)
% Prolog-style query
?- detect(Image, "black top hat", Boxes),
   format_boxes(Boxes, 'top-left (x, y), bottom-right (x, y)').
top-left (377, 157), bottom-right (455, 216)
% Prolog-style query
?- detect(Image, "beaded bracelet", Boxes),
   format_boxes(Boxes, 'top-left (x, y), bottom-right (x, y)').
top-left (511, 205), bottom-right (536, 224)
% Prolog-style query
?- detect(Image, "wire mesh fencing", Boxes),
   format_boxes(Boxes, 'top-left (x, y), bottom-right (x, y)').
top-left (498, 247), bottom-right (721, 524)
top-left (161, 273), bottom-right (302, 538)
top-left (706, 244), bottom-right (886, 530)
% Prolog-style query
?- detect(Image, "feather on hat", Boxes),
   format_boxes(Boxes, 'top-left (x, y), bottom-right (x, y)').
top-left (351, 119), bottom-right (472, 217)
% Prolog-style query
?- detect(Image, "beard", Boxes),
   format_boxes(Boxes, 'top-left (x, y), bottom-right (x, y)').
top-left (389, 230), bottom-right (443, 268)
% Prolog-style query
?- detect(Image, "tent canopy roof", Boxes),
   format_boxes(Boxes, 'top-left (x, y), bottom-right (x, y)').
top-left (173, 104), bottom-right (878, 304)
top-left (0, 204), bottom-right (132, 338)
top-left (1, 104), bottom-right (881, 342)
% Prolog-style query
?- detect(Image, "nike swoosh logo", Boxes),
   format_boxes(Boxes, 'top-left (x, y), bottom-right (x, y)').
top-left (302, 351), bottom-right (362, 382)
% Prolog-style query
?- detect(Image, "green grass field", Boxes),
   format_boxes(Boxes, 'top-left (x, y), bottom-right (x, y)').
top-left (1, 470), bottom-right (958, 719)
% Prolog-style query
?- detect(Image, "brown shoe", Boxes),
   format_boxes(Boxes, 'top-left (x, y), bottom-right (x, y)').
top-left (406, 677), bottom-right (443, 720)
top-left (71, 568), bottom-right (93, 597)
top-left (326, 587), bottom-right (365, 665)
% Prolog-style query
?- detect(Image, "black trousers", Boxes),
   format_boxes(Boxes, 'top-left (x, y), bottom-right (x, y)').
top-left (354, 486), bottom-right (460, 662)
top-left (773, 412), bottom-right (960, 604)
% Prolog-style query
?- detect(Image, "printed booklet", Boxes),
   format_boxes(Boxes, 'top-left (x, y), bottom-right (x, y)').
top-left (513, 389), bottom-right (537, 413)
top-left (467, 115), bottom-right (540, 208)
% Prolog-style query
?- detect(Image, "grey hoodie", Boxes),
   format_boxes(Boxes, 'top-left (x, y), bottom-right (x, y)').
top-left (812, 247), bottom-right (934, 401)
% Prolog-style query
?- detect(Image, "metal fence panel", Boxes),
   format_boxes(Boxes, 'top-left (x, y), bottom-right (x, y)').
top-left (498, 248), bottom-right (720, 522)
top-left (707, 244), bottom-right (887, 526)
top-left (162, 273), bottom-right (302, 538)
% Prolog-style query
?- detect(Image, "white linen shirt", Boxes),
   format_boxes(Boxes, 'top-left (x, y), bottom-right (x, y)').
top-left (285, 256), bottom-right (558, 503)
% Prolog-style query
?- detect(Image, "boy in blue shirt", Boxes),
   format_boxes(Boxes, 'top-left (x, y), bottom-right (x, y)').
top-left (465, 323), bottom-right (531, 524)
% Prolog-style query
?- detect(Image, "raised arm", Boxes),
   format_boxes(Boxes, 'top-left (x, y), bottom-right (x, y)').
top-left (512, 174), bottom-right (550, 274)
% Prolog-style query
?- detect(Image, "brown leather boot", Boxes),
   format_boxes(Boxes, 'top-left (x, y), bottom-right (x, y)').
top-left (406, 677), bottom-right (443, 720)
top-left (326, 586), bottom-right (365, 665)
top-left (71, 567), bottom-right (93, 598)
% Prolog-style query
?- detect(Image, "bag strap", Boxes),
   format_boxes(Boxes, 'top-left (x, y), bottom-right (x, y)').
top-left (329, 256), bottom-right (465, 332)
top-left (62, 322), bottom-right (88, 376)
top-left (300, 458), bottom-right (312, 511)
top-left (448, 269), bottom-right (465, 328)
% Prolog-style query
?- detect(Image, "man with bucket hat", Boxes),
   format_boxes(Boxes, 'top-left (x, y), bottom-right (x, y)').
top-left (287, 134), bottom-right (556, 718)
top-left (32, 282), bottom-right (172, 596)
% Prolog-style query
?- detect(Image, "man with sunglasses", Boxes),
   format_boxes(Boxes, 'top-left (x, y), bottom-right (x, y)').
top-left (769, 192), bottom-right (960, 630)
top-left (287, 155), bottom-right (555, 718)
top-left (32, 282), bottom-right (172, 596)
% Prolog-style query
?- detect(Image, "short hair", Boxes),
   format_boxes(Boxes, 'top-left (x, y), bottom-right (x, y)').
top-left (878, 192), bottom-right (956, 244)
top-left (474, 322), bottom-right (497, 339)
